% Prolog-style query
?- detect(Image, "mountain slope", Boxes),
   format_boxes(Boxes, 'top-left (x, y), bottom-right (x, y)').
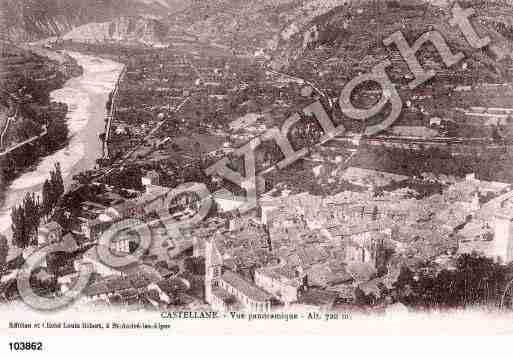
top-left (166, 0), bottom-right (297, 50)
top-left (62, 16), bottom-right (169, 46)
top-left (269, 1), bottom-right (513, 82)
top-left (0, 0), bottom-right (188, 42)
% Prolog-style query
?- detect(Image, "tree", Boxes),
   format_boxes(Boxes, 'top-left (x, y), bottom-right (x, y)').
top-left (106, 165), bottom-right (144, 191)
top-left (354, 287), bottom-right (377, 307)
top-left (41, 179), bottom-right (52, 218)
top-left (41, 163), bottom-right (65, 218)
top-left (165, 278), bottom-right (189, 306)
top-left (23, 192), bottom-right (40, 244)
top-left (11, 204), bottom-right (28, 249)
top-left (398, 254), bottom-right (510, 309)
top-left (11, 192), bottom-right (40, 249)
top-left (394, 265), bottom-right (416, 304)
top-left (51, 163), bottom-right (65, 200)
top-left (47, 111), bottom-right (68, 147)
top-left (0, 234), bottom-right (8, 268)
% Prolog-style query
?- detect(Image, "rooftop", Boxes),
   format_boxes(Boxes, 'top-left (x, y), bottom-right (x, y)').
top-left (106, 278), bottom-right (133, 292)
top-left (341, 167), bottom-right (409, 188)
top-left (84, 282), bottom-right (110, 297)
top-left (128, 274), bottom-right (152, 289)
top-left (327, 221), bottom-right (391, 238)
top-left (137, 185), bottom-right (171, 204)
top-left (221, 270), bottom-right (273, 302)
top-left (359, 278), bottom-right (385, 297)
top-left (212, 287), bottom-right (237, 304)
top-left (40, 221), bottom-right (62, 231)
top-left (256, 265), bottom-right (302, 286)
top-left (346, 262), bottom-right (377, 283)
top-left (60, 234), bottom-right (80, 253)
top-left (156, 278), bottom-right (189, 296)
top-left (299, 289), bottom-right (338, 307)
top-left (109, 200), bottom-right (139, 216)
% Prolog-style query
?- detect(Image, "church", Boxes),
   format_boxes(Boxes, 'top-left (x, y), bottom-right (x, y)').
top-left (204, 236), bottom-right (273, 312)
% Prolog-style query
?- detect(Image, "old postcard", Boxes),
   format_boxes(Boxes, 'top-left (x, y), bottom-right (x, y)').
top-left (1, 0), bottom-right (513, 345)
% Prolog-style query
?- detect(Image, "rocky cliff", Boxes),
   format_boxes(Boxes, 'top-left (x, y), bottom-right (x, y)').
top-left (269, 0), bottom-right (513, 76)
top-left (165, 0), bottom-right (354, 53)
top-left (0, 0), bottom-right (187, 42)
top-left (62, 16), bottom-right (169, 46)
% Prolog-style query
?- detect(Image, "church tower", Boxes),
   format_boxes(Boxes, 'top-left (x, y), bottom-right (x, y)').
top-left (205, 233), bottom-right (223, 304)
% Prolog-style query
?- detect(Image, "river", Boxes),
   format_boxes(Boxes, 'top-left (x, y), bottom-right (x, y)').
top-left (0, 51), bottom-right (124, 258)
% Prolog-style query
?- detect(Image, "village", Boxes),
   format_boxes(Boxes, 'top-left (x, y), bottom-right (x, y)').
top-left (3, 154), bottom-right (513, 313)
top-left (3, 0), bottom-right (513, 315)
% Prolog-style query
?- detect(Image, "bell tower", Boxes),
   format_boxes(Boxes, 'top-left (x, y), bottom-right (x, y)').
top-left (205, 233), bottom-right (223, 304)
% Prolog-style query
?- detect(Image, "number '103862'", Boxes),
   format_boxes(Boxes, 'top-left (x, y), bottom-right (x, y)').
top-left (9, 342), bottom-right (43, 351)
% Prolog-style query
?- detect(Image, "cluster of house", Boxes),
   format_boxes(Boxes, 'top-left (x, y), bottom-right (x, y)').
top-left (75, 171), bottom-right (196, 241)
top-left (457, 174), bottom-right (513, 263)
top-left (0, 169), bottom-right (212, 305)
top-left (5, 159), bottom-right (513, 313)
top-left (190, 170), bottom-right (513, 312)
top-left (80, 269), bottom-right (198, 311)
top-left (2, 212), bottom-right (209, 310)
top-left (191, 191), bottom-right (384, 311)
top-left (199, 219), bottom-right (390, 312)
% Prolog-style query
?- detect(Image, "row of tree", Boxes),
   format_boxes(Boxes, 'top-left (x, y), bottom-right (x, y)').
top-left (351, 253), bottom-right (513, 310)
top-left (11, 163), bottom-right (64, 249)
top-left (11, 192), bottom-right (40, 249)
top-left (394, 254), bottom-right (513, 309)
top-left (41, 163), bottom-right (65, 220)
top-left (0, 234), bottom-right (8, 268)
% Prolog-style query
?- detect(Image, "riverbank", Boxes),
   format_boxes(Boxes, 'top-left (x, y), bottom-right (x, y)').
top-left (0, 52), bottom-right (124, 260)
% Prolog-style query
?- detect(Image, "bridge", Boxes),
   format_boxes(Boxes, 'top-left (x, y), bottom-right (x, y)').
top-left (0, 125), bottom-right (48, 157)
top-left (0, 89), bottom-right (50, 157)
